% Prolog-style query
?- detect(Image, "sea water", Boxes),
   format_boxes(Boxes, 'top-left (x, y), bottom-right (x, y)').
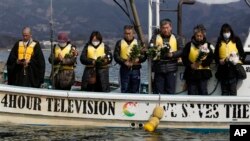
top-left (0, 124), bottom-right (229, 141)
top-left (0, 49), bottom-right (229, 140)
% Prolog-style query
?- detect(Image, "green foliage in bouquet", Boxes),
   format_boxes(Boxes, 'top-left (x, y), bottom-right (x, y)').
top-left (129, 44), bottom-right (141, 62)
top-left (147, 47), bottom-right (157, 58)
top-left (64, 53), bottom-right (73, 58)
top-left (160, 46), bottom-right (170, 59)
top-left (95, 56), bottom-right (106, 67)
top-left (147, 43), bottom-right (170, 60)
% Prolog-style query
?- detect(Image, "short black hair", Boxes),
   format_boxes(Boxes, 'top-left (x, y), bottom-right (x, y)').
top-left (193, 24), bottom-right (206, 35)
top-left (123, 25), bottom-right (134, 30)
top-left (160, 18), bottom-right (172, 27)
top-left (88, 31), bottom-right (102, 43)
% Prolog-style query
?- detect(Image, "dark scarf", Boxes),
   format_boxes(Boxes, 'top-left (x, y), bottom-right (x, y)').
top-left (191, 36), bottom-right (207, 47)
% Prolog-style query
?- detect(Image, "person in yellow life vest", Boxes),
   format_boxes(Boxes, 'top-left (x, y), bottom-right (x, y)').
top-left (182, 24), bottom-right (214, 95)
top-left (150, 19), bottom-right (184, 94)
top-left (49, 32), bottom-right (78, 90)
top-left (214, 23), bottom-right (245, 96)
top-left (114, 25), bottom-right (147, 93)
top-left (80, 31), bottom-right (112, 92)
top-left (7, 27), bottom-right (45, 88)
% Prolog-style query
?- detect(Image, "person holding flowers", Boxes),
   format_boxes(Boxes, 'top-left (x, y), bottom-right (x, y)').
top-left (214, 23), bottom-right (245, 96)
top-left (49, 32), bottom-right (78, 90)
top-left (80, 31), bottom-right (112, 92)
top-left (149, 19), bottom-right (184, 94)
top-left (114, 25), bottom-right (147, 93)
top-left (182, 24), bottom-right (214, 95)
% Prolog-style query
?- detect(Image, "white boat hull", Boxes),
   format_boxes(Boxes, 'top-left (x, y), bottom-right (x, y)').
top-left (1, 84), bottom-right (250, 129)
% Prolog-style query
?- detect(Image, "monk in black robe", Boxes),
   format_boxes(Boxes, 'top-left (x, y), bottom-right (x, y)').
top-left (7, 27), bottom-right (45, 88)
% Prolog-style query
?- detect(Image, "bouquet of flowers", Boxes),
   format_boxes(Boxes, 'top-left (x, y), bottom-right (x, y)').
top-left (64, 47), bottom-right (77, 58)
top-left (128, 44), bottom-right (142, 62)
top-left (196, 44), bottom-right (210, 62)
top-left (228, 51), bottom-right (239, 65)
top-left (147, 43), bottom-right (160, 60)
top-left (147, 43), bottom-right (171, 61)
top-left (95, 55), bottom-right (107, 67)
top-left (160, 42), bottom-right (171, 59)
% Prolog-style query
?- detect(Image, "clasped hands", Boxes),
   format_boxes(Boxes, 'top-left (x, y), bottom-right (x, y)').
top-left (17, 59), bottom-right (29, 67)
top-left (125, 58), bottom-right (140, 67)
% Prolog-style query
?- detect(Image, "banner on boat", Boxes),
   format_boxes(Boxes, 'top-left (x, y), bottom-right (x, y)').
top-left (1, 93), bottom-right (250, 122)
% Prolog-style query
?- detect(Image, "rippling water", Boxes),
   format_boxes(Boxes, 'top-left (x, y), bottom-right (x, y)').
top-left (0, 124), bottom-right (229, 141)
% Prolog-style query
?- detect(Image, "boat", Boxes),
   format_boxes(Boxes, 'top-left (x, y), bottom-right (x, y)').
top-left (1, 0), bottom-right (250, 130)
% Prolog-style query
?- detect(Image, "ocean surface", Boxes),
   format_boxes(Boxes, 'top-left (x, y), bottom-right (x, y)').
top-left (0, 49), bottom-right (229, 140)
top-left (0, 124), bottom-right (229, 141)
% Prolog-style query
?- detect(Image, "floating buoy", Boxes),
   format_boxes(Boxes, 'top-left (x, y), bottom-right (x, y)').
top-left (144, 105), bottom-right (164, 132)
top-left (153, 105), bottom-right (164, 119)
top-left (143, 122), bottom-right (155, 132)
top-left (148, 116), bottom-right (160, 127)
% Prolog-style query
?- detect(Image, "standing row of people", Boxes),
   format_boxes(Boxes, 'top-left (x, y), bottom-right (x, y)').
top-left (6, 20), bottom-right (245, 96)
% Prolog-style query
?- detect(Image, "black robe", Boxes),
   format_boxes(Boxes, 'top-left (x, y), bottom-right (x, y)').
top-left (7, 40), bottom-right (45, 88)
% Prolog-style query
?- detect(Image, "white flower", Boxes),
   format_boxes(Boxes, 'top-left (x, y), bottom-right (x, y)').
top-left (228, 51), bottom-right (239, 65)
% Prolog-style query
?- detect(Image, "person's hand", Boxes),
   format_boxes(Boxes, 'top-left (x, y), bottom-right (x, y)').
top-left (166, 52), bottom-right (173, 58)
top-left (58, 53), bottom-right (63, 61)
top-left (17, 59), bottom-right (27, 66)
top-left (24, 59), bottom-right (29, 67)
top-left (220, 59), bottom-right (226, 65)
top-left (71, 47), bottom-right (78, 56)
top-left (17, 59), bottom-right (23, 65)
top-left (125, 60), bottom-right (133, 67)
top-left (132, 58), bottom-right (140, 65)
top-left (191, 62), bottom-right (199, 70)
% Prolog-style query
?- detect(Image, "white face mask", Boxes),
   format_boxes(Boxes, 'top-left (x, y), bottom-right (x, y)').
top-left (58, 42), bottom-right (67, 47)
top-left (92, 41), bottom-right (100, 46)
top-left (223, 32), bottom-right (231, 40)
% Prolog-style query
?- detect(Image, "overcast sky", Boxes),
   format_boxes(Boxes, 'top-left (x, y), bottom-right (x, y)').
top-left (196, 0), bottom-right (240, 4)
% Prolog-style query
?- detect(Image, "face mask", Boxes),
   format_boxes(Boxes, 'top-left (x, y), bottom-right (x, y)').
top-left (92, 41), bottom-right (100, 46)
top-left (58, 42), bottom-right (67, 47)
top-left (223, 32), bottom-right (231, 40)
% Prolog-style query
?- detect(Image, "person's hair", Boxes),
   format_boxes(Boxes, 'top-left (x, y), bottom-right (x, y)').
top-left (160, 18), bottom-right (172, 27)
top-left (123, 25), bottom-right (134, 30)
top-left (88, 31), bottom-right (102, 43)
top-left (193, 24), bottom-right (206, 36)
top-left (22, 27), bottom-right (32, 34)
top-left (219, 23), bottom-right (236, 42)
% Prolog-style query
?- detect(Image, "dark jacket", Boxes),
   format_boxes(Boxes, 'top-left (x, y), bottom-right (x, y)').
top-left (214, 36), bottom-right (245, 80)
top-left (80, 42), bottom-right (112, 92)
top-left (150, 34), bottom-right (184, 73)
top-left (7, 40), bottom-right (45, 88)
top-left (114, 39), bottom-right (147, 70)
top-left (182, 38), bottom-right (214, 81)
top-left (49, 43), bottom-right (77, 90)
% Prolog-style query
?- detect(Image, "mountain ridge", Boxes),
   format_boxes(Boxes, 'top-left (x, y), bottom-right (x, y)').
top-left (0, 0), bottom-right (249, 48)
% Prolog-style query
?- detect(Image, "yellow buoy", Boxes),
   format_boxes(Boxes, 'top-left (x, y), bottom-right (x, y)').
top-left (143, 122), bottom-right (155, 132)
top-left (153, 106), bottom-right (164, 119)
top-left (148, 117), bottom-right (160, 127)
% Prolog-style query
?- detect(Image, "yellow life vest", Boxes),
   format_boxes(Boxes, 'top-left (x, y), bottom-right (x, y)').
top-left (120, 39), bottom-right (138, 60)
top-left (18, 41), bottom-right (36, 62)
top-left (155, 34), bottom-right (177, 52)
top-left (188, 43), bottom-right (210, 70)
top-left (87, 43), bottom-right (105, 60)
top-left (219, 40), bottom-right (241, 63)
top-left (55, 44), bottom-right (72, 58)
top-left (54, 44), bottom-right (74, 70)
